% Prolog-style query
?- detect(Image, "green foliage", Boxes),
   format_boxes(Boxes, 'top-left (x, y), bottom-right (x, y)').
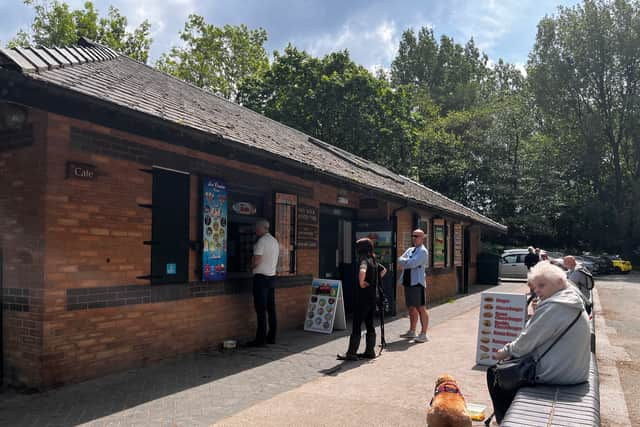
top-left (7, 0), bottom-right (639, 257)
top-left (156, 16), bottom-right (269, 100)
top-left (9, 0), bottom-right (152, 63)
top-left (528, 0), bottom-right (640, 253)
top-left (238, 46), bottom-right (417, 171)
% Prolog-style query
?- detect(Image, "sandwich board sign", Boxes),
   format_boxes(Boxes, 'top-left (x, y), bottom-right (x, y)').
top-left (475, 292), bottom-right (527, 366)
top-left (304, 278), bottom-right (347, 334)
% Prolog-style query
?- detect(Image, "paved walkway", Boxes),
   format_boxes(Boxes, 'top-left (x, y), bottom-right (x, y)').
top-left (0, 282), bottom-right (527, 427)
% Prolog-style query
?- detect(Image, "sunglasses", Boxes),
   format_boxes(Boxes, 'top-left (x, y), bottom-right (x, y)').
top-left (412, 235), bottom-right (421, 238)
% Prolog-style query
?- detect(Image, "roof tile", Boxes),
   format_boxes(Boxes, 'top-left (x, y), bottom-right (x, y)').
top-left (0, 44), bottom-right (505, 231)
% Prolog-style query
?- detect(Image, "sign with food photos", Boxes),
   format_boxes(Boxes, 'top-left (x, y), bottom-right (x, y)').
top-left (304, 278), bottom-right (346, 334)
top-left (475, 292), bottom-right (527, 366)
top-left (202, 177), bottom-right (228, 281)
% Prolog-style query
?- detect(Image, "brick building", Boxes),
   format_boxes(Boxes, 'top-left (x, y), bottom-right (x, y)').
top-left (0, 40), bottom-right (506, 389)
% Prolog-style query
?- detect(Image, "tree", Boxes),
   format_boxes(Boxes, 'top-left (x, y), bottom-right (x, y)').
top-left (528, 0), bottom-right (640, 252)
top-left (390, 27), bottom-right (489, 113)
top-left (238, 45), bottom-right (418, 172)
top-left (156, 16), bottom-right (269, 100)
top-left (9, 0), bottom-right (152, 63)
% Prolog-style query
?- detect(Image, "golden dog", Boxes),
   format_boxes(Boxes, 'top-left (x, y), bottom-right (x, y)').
top-left (427, 374), bottom-right (472, 427)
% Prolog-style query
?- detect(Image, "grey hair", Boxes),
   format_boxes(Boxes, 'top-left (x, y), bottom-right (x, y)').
top-left (528, 261), bottom-right (567, 290)
top-left (256, 219), bottom-right (270, 230)
top-left (528, 246), bottom-right (535, 252)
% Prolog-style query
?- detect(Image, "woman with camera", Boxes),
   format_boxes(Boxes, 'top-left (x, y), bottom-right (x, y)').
top-left (337, 238), bottom-right (387, 361)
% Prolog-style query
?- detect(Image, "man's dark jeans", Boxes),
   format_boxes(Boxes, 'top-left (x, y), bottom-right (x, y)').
top-left (253, 274), bottom-right (277, 344)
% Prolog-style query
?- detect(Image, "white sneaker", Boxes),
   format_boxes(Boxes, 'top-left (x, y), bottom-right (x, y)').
top-left (400, 330), bottom-right (416, 339)
top-left (414, 333), bottom-right (429, 343)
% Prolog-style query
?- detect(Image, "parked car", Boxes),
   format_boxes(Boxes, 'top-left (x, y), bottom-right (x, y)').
top-left (611, 255), bottom-right (633, 274)
top-left (574, 256), bottom-right (597, 274)
top-left (499, 249), bottom-right (529, 279)
top-left (585, 254), bottom-right (614, 275)
top-left (546, 251), bottom-right (565, 268)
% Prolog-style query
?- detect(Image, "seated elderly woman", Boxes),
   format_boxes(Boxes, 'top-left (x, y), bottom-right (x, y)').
top-left (486, 261), bottom-right (590, 424)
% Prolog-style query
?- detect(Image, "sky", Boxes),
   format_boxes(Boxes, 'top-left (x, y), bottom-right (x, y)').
top-left (1, 0), bottom-right (581, 71)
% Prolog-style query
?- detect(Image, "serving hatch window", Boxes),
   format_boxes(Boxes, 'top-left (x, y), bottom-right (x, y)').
top-left (226, 192), bottom-right (264, 274)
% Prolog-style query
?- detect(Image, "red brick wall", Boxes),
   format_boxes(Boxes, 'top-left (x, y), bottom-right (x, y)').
top-left (4, 108), bottom-right (489, 388)
top-left (37, 113), bottom-right (328, 387)
top-left (0, 109), bottom-right (47, 387)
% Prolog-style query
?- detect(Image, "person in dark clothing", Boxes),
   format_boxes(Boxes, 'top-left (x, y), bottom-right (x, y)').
top-left (524, 246), bottom-right (539, 270)
top-left (338, 238), bottom-right (387, 361)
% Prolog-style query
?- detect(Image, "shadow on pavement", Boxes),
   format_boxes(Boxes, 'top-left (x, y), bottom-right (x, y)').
top-left (0, 281), bottom-right (521, 426)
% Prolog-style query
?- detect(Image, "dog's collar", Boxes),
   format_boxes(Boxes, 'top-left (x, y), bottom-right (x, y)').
top-left (429, 380), bottom-right (464, 407)
top-left (434, 381), bottom-right (463, 396)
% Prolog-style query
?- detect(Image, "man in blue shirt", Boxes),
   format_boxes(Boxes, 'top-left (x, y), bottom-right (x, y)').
top-left (397, 229), bottom-right (429, 342)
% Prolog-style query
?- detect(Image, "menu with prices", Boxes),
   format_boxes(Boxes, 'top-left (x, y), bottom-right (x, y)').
top-left (304, 278), bottom-right (346, 334)
top-left (475, 292), bottom-right (527, 366)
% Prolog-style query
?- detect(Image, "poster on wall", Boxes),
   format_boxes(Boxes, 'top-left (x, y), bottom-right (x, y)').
top-left (433, 219), bottom-right (446, 268)
top-left (303, 278), bottom-right (347, 334)
top-left (202, 177), bottom-right (228, 281)
top-left (354, 230), bottom-right (393, 266)
top-left (475, 292), bottom-right (527, 366)
top-left (454, 223), bottom-right (462, 266)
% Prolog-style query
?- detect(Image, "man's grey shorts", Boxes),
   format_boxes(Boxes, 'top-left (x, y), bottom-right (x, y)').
top-left (405, 285), bottom-right (426, 307)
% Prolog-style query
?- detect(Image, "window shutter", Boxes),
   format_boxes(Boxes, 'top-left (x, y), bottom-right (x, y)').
top-left (275, 193), bottom-right (297, 275)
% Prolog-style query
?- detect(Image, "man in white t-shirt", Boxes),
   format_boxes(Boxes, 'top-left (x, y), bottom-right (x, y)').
top-left (247, 219), bottom-right (280, 347)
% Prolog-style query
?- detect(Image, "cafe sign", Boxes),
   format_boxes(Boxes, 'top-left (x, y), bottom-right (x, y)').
top-left (66, 162), bottom-right (96, 180)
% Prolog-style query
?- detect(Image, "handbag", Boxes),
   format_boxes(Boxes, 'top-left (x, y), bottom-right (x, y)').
top-left (493, 308), bottom-right (583, 392)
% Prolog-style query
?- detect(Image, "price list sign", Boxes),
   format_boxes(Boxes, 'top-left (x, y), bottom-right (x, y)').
top-left (475, 292), bottom-right (527, 366)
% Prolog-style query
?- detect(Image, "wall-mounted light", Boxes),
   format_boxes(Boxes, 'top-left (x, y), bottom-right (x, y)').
top-left (0, 102), bottom-right (28, 131)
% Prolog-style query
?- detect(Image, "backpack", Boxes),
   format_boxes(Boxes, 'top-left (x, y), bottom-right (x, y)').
top-left (569, 267), bottom-right (594, 314)
top-left (576, 266), bottom-right (595, 290)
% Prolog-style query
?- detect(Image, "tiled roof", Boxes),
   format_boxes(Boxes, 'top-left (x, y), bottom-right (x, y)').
top-left (0, 40), bottom-right (506, 231)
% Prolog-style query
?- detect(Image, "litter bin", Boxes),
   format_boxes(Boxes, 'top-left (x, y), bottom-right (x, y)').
top-left (477, 253), bottom-right (500, 285)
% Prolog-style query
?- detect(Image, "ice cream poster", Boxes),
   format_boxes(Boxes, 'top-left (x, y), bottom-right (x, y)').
top-left (202, 177), bottom-right (228, 281)
top-left (304, 279), bottom-right (346, 334)
top-left (433, 219), bottom-right (445, 268)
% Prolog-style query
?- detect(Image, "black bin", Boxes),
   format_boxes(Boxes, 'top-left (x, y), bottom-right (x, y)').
top-left (477, 253), bottom-right (500, 285)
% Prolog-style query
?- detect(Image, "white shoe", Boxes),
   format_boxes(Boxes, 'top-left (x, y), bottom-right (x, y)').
top-left (400, 330), bottom-right (416, 339)
top-left (414, 333), bottom-right (429, 343)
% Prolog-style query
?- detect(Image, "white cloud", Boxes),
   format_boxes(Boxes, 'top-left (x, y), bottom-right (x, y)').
top-left (303, 19), bottom-right (401, 72)
top-left (452, 0), bottom-right (520, 50)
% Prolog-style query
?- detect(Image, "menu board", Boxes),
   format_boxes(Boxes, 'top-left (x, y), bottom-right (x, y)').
top-left (475, 292), bottom-right (527, 366)
top-left (304, 278), bottom-right (346, 334)
top-left (454, 224), bottom-right (462, 267)
top-left (297, 204), bottom-right (318, 249)
top-left (202, 178), bottom-right (228, 281)
top-left (433, 219), bottom-right (446, 268)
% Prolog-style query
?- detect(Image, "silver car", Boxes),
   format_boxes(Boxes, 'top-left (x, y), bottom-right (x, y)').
top-left (499, 249), bottom-right (530, 279)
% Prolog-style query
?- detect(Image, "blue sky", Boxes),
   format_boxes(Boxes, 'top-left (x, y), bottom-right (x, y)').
top-left (1, 0), bottom-right (581, 70)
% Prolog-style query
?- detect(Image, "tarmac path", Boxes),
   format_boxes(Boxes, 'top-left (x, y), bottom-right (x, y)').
top-left (594, 272), bottom-right (639, 427)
